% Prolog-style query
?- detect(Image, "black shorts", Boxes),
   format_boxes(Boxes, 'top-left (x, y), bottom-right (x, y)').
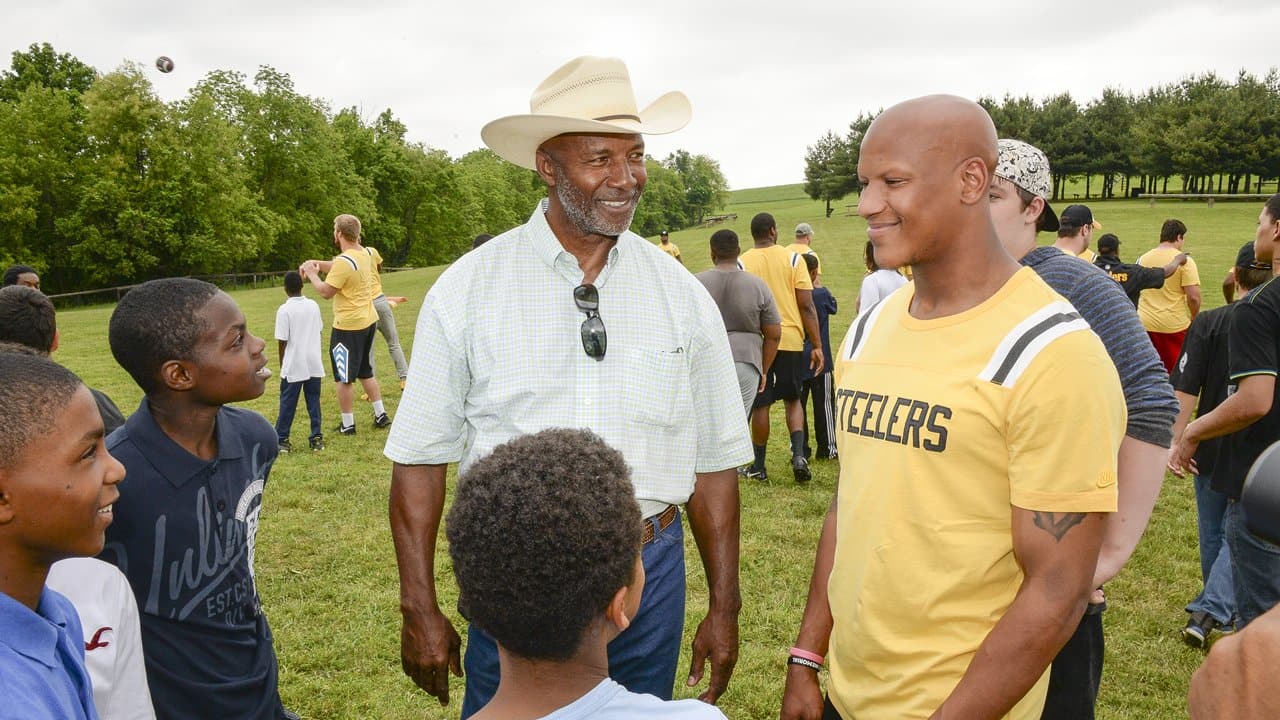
top-left (330, 324), bottom-right (376, 383)
top-left (753, 350), bottom-right (806, 408)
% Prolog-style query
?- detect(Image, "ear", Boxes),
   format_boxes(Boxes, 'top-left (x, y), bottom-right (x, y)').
top-left (1026, 196), bottom-right (1046, 227)
top-left (0, 473), bottom-right (15, 525)
top-left (603, 584), bottom-right (632, 633)
top-left (534, 147), bottom-right (558, 187)
top-left (50, 329), bottom-right (60, 353)
top-left (159, 359), bottom-right (196, 392)
top-left (958, 157), bottom-right (990, 206)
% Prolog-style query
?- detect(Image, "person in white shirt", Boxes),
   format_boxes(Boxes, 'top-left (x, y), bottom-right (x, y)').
top-left (856, 241), bottom-right (907, 313)
top-left (47, 558), bottom-right (156, 720)
top-left (447, 429), bottom-right (726, 720)
top-left (273, 271), bottom-right (326, 452)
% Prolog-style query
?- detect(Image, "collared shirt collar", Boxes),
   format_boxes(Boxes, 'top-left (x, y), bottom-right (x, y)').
top-left (0, 588), bottom-right (71, 668)
top-left (124, 400), bottom-right (246, 487)
top-left (526, 198), bottom-right (624, 287)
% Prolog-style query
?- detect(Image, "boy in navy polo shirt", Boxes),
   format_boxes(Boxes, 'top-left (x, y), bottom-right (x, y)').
top-left (100, 278), bottom-right (295, 720)
top-left (0, 350), bottom-right (125, 719)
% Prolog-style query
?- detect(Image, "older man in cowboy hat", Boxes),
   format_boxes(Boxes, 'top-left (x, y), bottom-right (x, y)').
top-left (385, 57), bottom-right (752, 715)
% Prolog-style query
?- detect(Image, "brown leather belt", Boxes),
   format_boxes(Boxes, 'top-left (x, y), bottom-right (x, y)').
top-left (641, 505), bottom-right (679, 545)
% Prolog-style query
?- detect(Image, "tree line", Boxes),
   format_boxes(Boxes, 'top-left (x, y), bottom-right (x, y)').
top-left (804, 70), bottom-right (1280, 216)
top-left (0, 44), bottom-right (728, 292)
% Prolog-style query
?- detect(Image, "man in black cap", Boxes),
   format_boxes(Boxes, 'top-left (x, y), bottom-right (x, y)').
top-left (1054, 204), bottom-right (1102, 262)
top-left (1095, 233), bottom-right (1188, 307)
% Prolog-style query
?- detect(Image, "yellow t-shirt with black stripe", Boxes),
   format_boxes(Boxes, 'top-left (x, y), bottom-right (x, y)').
top-left (740, 245), bottom-right (812, 351)
top-left (327, 249), bottom-right (378, 330)
top-left (827, 267), bottom-right (1124, 720)
top-left (785, 243), bottom-right (820, 275)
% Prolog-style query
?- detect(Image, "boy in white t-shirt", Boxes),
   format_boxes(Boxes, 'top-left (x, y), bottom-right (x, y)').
top-left (274, 271), bottom-right (325, 452)
top-left (446, 429), bottom-right (727, 720)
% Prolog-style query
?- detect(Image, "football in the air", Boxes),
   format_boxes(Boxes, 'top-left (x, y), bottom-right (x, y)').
top-left (155, 56), bottom-right (174, 73)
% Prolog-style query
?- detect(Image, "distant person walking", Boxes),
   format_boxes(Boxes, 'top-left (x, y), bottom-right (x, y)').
top-left (798, 253), bottom-right (837, 460)
top-left (695, 229), bottom-right (781, 417)
top-left (740, 212), bottom-right (824, 483)
top-left (1138, 219), bottom-right (1202, 372)
top-left (658, 230), bottom-right (682, 263)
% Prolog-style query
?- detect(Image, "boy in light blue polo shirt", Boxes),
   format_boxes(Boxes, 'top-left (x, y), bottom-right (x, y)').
top-left (0, 350), bottom-right (126, 719)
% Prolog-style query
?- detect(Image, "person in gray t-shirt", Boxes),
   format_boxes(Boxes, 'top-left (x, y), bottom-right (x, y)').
top-left (696, 229), bottom-right (782, 417)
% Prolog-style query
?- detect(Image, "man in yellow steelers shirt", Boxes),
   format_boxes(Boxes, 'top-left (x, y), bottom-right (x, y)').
top-left (300, 214), bottom-right (391, 435)
top-left (780, 96), bottom-right (1126, 720)
top-left (740, 212), bottom-right (824, 482)
top-left (1137, 218), bottom-right (1201, 373)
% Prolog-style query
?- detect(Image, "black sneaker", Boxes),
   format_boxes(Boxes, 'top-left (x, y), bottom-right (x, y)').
top-left (337, 423), bottom-right (356, 436)
top-left (742, 466), bottom-right (769, 482)
top-left (792, 454), bottom-right (812, 483)
top-left (309, 435), bottom-right (324, 451)
top-left (373, 412), bottom-right (392, 429)
top-left (1183, 611), bottom-right (1219, 649)
top-left (277, 439), bottom-right (292, 454)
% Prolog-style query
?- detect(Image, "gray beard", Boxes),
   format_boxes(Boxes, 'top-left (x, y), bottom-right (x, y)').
top-left (553, 165), bottom-right (638, 237)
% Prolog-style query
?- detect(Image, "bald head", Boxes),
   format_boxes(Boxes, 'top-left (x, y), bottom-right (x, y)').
top-left (865, 95), bottom-right (997, 172)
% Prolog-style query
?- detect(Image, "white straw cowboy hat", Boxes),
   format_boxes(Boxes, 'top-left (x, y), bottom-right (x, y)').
top-left (481, 56), bottom-right (691, 170)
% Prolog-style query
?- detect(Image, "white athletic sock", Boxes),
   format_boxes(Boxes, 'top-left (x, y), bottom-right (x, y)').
top-left (341, 412), bottom-right (355, 428)
top-left (372, 400), bottom-right (386, 416)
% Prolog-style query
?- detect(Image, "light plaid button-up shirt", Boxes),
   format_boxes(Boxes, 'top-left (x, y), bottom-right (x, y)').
top-left (384, 202), bottom-right (752, 518)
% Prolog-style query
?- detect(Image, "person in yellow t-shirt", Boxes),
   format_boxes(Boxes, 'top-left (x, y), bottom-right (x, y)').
top-left (780, 96), bottom-right (1124, 720)
top-left (1137, 219), bottom-right (1202, 373)
top-left (786, 222), bottom-right (821, 278)
top-left (300, 214), bottom-right (391, 435)
top-left (658, 230), bottom-right (682, 264)
top-left (740, 212), bottom-right (824, 483)
top-left (1053, 204), bottom-right (1102, 263)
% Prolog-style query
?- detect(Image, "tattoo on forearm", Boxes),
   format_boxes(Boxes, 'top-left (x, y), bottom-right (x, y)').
top-left (1033, 512), bottom-right (1086, 542)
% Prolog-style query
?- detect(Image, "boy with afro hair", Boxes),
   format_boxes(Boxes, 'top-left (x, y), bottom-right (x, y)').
top-left (446, 427), bottom-right (726, 719)
top-left (0, 351), bottom-right (125, 719)
top-left (101, 278), bottom-right (295, 720)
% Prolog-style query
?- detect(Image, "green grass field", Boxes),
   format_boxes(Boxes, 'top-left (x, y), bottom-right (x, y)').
top-left (51, 187), bottom-right (1271, 719)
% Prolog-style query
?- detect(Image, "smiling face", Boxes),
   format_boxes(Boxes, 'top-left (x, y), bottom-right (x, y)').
top-left (0, 385), bottom-right (124, 565)
top-left (188, 292), bottom-right (271, 404)
top-left (538, 133), bottom-right (647, 238)
top-left (856, 127), bottom-right (953, 270)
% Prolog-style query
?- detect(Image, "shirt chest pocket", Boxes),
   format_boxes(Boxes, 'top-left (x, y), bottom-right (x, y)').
top-left (619, 347), bottom-right (690, 428)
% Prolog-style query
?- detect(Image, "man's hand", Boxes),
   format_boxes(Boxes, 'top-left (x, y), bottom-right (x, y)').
top-left (1171, 428), bottom-right (1200, 477)
top-left (809, 348), bottom-right (825, 374)
top-left (780, 665), bottom-right (825, 720)
top-left (1164, 253), bottom-right (1189, 276)
top-left (687, 606), bottom-right (739, 703)
top-left (400, 607), bottom-right (463, 705)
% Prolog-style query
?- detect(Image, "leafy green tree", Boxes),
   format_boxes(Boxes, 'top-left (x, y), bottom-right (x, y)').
top-left (664, 150), bottom-right (729, 224)
top-left (633, 158), bottom-right (688, 237)
top-left (0, 42), bottom-right (95, 102)
top-left (803, 131), bottom-right (857, 218)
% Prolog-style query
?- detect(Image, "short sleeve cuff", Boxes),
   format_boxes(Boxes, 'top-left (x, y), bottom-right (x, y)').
top-left (1012, 484), bottom-right (1117, 514)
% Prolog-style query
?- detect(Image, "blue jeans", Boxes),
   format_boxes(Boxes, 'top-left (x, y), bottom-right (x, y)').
top-left (275, 377), bottom-right (322, 442)
top-left (459, 510), bottom-right (687, 718)
top-left (1225, 499), bottom-right (1280, 627)
top-left (1186, 475), bottom-right (1236, 625)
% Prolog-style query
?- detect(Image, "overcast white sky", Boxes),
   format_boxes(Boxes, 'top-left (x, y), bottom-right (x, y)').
top-left (4, 1), bottom-right (1277, 189)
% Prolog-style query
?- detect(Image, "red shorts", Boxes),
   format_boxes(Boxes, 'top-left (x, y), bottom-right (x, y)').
top-left (1148, 330), bottom-right (1187, 374)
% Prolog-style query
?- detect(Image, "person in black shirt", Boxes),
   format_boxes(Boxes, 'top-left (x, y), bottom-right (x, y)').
top-left (1173, 194), bottom-right (1280, 627)
top-left (1094, 233), bottom-right (1188, 307)
top-left (1169, 242), bottom-right (1271, 644)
